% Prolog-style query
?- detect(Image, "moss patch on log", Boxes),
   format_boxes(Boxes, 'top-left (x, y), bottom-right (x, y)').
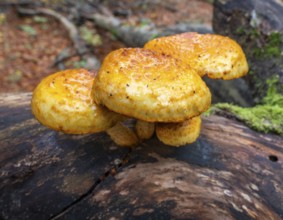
top-left (206, 77), bottom-right (283, 135)
top-left (235, 28), bottom-right (282, 59)
top-left (252, 32), bottom-right (282, 58)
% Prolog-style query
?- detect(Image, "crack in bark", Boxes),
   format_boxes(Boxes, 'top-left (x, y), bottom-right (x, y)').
top-left (49, 149), bottom-right (132, 220)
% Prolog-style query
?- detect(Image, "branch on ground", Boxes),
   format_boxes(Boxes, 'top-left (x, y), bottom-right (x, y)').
top-left (83, 12), bottom-right (212, 47)
top-left (17, 7), bottom-right (100, 69)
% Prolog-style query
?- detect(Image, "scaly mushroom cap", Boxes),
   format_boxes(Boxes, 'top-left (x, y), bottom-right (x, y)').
top-left (93, 48), bottom-right (211, 122)
top-left (156, 116), bottom-right (202, 147)
top-left (144, 32), bottom-right (249, 80)
top-left (31, 69), bottom-right (123, 134)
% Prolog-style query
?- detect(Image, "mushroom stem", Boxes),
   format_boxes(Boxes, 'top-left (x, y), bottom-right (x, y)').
top-left (156, 116), bottom-right (202, 147)
top-left (135, 120), bottom-right (155, 140)
top-left (106, 122), bottom-right (139, 147)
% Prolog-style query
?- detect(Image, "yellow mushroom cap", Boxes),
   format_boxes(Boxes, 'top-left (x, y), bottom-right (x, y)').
top-left (144, 32), bottom-right (249, 80)
top-left (31, 69), bottom-right (123, 134)
top-left (93, 48), bottom-right (211, 122)
top-left (156, 116), bottom-right (202, 147)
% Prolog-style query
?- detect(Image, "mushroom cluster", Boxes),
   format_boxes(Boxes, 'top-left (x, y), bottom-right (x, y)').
top-left (32, 32), bottom-right (248, 147)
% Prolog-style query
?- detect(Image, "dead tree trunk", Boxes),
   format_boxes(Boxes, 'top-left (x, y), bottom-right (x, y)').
top-left (1, 93), bottom-right (283, 220)
top-left (213, 0), bottom-right (283, 102)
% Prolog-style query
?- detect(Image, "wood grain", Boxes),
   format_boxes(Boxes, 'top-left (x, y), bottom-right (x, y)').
top-left (0, 93), bottom-right (282, 220)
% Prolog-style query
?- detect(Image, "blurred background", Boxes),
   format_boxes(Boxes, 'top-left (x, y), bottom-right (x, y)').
top-left (0, 0), bottom-right (213, 93)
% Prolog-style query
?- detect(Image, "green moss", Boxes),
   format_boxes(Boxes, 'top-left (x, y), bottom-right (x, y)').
top-left (262, 77), bottom-right (283, 106)
top-left (235, 27), bottom-right (282, 58)
top-left (209, 103), bottom-right (283, 135)
top-left (252, 31), bottom-right (282, 58)
top-left (206, 77), bottom-right (283, 135)
top-left (265, 32), bottom-right (282, 57)
top-left (235, 27), bottom-right (245, 35)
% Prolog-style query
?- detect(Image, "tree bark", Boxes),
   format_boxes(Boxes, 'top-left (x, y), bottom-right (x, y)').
top-left (1, 93), bottom-right (283, 220)
top-left (213, 0), bottom-right (283, 102)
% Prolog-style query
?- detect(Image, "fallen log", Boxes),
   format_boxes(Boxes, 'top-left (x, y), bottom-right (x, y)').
top-left (0, 93), bottom-right (282, 219)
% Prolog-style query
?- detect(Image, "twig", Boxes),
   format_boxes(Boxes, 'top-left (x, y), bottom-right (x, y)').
top-left (17, 7), bottom-right (101, 69)
top-left (83, 13), bottom-right (159, 47)
top-left (83, 13), bottom-right (212, 47)
top-left (51, 47), bottom-right (75, 68)
top-left (0, 1), bottom-right (37, 6)
top-left (135, 0), bottom-right (178, 12)
top-left (17, 7), bottom-right (87, 56)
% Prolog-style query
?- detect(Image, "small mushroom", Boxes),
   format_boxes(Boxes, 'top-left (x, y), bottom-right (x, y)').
top-left (135, 120), bottom-right (155, 140)
top-left (144, 32), bottom-right (249, 80)
top-left (31, 69), bottom-right (138, 147)
top-left (156, 116), bottom-right (201, 147)
top-left (93, 48), bottom-right (211, 144)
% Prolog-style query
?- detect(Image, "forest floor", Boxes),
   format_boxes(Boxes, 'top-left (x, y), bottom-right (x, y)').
top-left (0, 0), bottom-right (212, 93)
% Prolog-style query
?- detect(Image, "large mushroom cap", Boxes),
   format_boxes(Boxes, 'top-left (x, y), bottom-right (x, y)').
top-left (32, 69), bottom-right (123, 134)
top-left (144, 32), bottom-right (249, 80)
top-left (93, 48), bottom-right (211, 122)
